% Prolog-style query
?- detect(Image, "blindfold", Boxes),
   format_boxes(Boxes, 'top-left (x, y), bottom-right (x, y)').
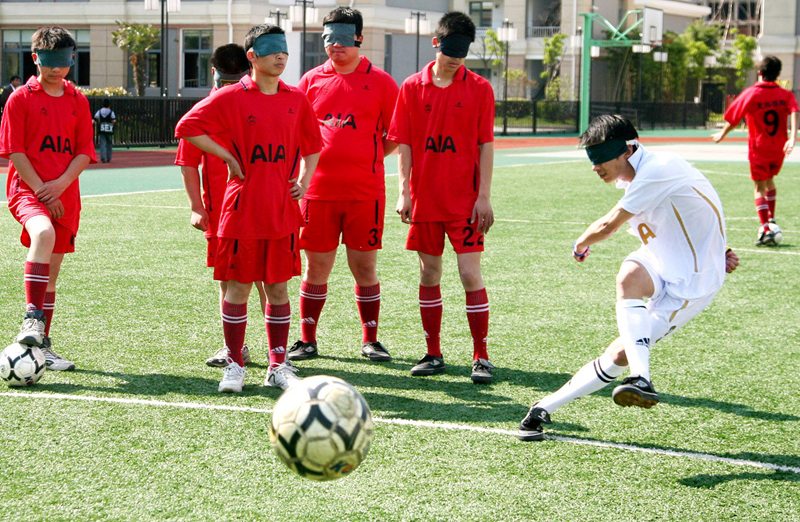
top-left (252, 33), bottom-right (288, 57)
top-left (213, 70), bottom-right (248, 89)
top-left (322, 23), bottom-right (361, 48)
top-left (585, 139), bottom-right (629, 165)
top-left (34, 47), bottom-right (75, 68)
top-left (438, 34), bottom-right (472, 59)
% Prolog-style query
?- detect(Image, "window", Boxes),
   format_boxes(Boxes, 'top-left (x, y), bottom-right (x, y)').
top-left (3, 30), bottom-right (37, 84)
top-left (469, 1), bottom-right (493, 28)
top-left (67, 29), bottom-right (91, 87)
top-left (384, 33), bottom-right (392, 75)
top-left (302, 32), bottom-right (327, 73)
top-left (183, 29), bottom-right (212, 88)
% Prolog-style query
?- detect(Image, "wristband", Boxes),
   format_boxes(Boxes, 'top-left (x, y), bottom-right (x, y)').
top-left (572, 241), bottom-right (590, 258)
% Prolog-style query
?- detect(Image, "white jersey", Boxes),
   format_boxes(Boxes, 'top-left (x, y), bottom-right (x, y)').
top-left (617, 143), bottom-right (727, 300)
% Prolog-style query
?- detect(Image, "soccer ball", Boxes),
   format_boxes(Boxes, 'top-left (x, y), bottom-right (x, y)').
top-left (766, 223), bottom-right (783, 245)
top-left (0, 343), bottom-right (46, 387)
top-left (269, 375), bottom-right (373, 481)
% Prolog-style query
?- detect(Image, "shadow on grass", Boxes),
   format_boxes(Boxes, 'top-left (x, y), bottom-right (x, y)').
top-left (679, 468), bottom-right (800, 488)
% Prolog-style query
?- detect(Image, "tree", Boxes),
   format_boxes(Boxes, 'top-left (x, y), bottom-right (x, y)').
top-left (540, 33), bottom-right (568, 100)
top-left (504, 68), bottom-right (536, 99)
top-left (112, 21), bottom-right (160, 96)
top-left (472, 29), bottom-right (506, 91)
top-left (732, 32), bottom-right (757, 90)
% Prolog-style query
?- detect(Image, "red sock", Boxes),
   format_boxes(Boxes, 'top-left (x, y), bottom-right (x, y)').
top-left (43, 292), bottom-right (56, 336)
top-left (221, 301), bottom-right (247, 366)
top-left (755, 197), bottom-right (770, 226)
top-left (466, 288), bottom-right (489, 361)
top-left (355, 283), bottom-right (380, 343)
top-left (299, 281), bottom-right (326, 344)
top-left (266, 302), bottom-right (291, 367)
top-left (766, 189), bottom-right (777, 220)
top-left (419, 285), bottom-right (442, 357)
top-left (24, 262), bottom-right (49, 311)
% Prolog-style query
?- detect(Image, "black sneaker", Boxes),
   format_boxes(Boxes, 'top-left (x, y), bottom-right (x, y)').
top-left (361, 341), bottom-right (392, 361)
top-left (612, 376), bottom-right (659, 408)
top-left (409, 354), bottom-right (445, 376)
top-left (518, 403), bottom-right (551, 441)
top-left (287, 340), bottom-right (318, 361)
top-left (470, 358), bottom-right (495, 384)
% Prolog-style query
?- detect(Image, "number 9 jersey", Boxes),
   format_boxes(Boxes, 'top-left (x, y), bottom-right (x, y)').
top-left (723, 81), bottom-right (799, 163)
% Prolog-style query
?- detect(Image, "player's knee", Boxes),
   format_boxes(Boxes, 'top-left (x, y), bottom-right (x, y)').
top-left (458, 266), bottom-right (483, 289)
top-left (616, 266), bottom-right (648, 300)
top-left (29, 225), bottom-right (56, 248)
top-left (350, 262), bottom-right (377, 285)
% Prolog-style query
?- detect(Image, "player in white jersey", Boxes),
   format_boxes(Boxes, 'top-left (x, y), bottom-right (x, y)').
top-left (518, 115), bottom-right (740, 441)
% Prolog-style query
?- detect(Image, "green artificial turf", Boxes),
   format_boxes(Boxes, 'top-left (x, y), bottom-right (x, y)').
top-left (0, 154), bottom-right (797, 521)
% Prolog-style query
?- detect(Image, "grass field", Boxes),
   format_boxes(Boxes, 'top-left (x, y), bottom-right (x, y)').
top-left (1, 143), bottom-right (798, 520)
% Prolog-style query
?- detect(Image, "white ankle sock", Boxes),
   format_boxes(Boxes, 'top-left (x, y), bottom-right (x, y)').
top-left (616, 299), bottom-right (652, 381)
top-left (537, 354), bottom-right (626, 414)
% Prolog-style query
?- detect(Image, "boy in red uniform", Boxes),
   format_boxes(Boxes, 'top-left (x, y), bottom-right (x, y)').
top-left (175, 43), bottom-right (269, 368)
top-left (175, 24), bottom-right (322, 393)
top-left (387, 12), bottom-right (496, 384)
top-left (712, 55), bottom-right (798, 245)
top-left (289, 7), bottom-right (399, 363)
top-left (0, 26), bottom-right (96, 370)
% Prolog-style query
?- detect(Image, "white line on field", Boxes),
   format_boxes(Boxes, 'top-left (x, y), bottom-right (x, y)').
top-left (733, 248), bottom-right (800, 256)
top-left (1, 391), bottom-right (797, 475)
top-left (82, 189), bottom-right (184, 198)
top-left (84, 203), bottom-right (186, 209)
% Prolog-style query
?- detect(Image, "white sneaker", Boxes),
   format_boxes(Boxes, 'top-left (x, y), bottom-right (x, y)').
top-left (40, 336), bottom-right (75, 371)
top-left (206, 345), bottom-right (251, 367)
top-left (265, 361), bottom-right (301, 390)
top-left (218, 358), bottom-right (246, 393)
top-left (16, 310), bottom-right (46, 347)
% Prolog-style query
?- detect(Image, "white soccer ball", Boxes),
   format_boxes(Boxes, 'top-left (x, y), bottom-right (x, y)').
top-left (0, 343), bottom-right (46, 387)
top-left (269, 375), bottom-right (373, 481)
top-left (766, 223), bottom-right (783, 245)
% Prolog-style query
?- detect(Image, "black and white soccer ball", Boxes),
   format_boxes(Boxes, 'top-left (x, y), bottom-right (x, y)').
top-left (0, 343), bottom-right (46, 387)
top-left (766, 223), bottom-right (783, 245)
top-left (269, 375), bottom-right (373, 481)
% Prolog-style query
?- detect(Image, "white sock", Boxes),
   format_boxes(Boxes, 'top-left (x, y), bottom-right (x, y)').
top-left (616, 299), bottom-right (652, 382)
top-left (537, 354), bottom-right (626, 414)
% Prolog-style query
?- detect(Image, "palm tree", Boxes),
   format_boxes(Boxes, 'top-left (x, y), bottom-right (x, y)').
top-left (111, 21), bottom-right (160, 96)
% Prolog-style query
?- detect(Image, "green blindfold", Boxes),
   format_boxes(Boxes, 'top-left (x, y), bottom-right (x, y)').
top-left (34, 47), bottom-right (75, 68)
top-left (213, 70), bottom-right (248, 89)
top-left (322, 23), bottom-right (361, 48)
top-left (585, 139), bottom-right (629, 165)
top-left (253, 33), bottom-right (288, 57)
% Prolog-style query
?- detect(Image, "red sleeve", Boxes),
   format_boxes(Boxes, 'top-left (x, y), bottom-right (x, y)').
top-left (175, 93), bottom-right (228, 139)
top-left (175, 138), bottom-right (203, 167)
top-left (0, 89), bottom-right (28, 158)
top-left (788, 90), bottom-right (799, 113)
top-left (477, 81), bottom-right (495, 145)
top-left (74, 93), bottom-right (98, 163)
top-left (380, 75), bottom-right (400, 135)
top-left (386, 81), bottom-right (411, 146)
top-left (724, 89), bottom-right (750, 126)
top-left (298, 93), bottom-right (322, 157)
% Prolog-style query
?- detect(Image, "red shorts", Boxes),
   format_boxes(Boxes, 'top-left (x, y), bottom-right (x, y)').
top-left (10, 193), bottom-right (76, 254)
top-left (406, 219), bottom-right (485, 256)
top-left (299, 198), bottom-right (384, 252)
top-left (206, 236), bottom-right (219, 268)
top-left (213, 232), bottom-right (301, 284)
top-left (750, 158), bottom-right (784, 181)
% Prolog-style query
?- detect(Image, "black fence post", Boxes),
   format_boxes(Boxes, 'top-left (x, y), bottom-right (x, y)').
top-left (532, 101), bottom-right (537, 134)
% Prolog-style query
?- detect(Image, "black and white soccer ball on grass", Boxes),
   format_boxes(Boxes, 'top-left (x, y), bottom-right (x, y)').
top-left (765, 223), bottom-right (783, 245)
top-left (0, 342), bottom-right (46, 387)
top-left (269, 375), bottom-right (373, 481)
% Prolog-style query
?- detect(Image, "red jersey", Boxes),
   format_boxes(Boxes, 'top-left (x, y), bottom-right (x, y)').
top-left (387, 62), bottom-right (494, 222)
top-left (724, 81), bottom-right (799, 162)
top-left (0, 76), bottom-right (97, 234)
top-left (175, 75), bottom-right (322, 240)
top-left (174, 138), bottom-right (228, 239)
top-left (297, 56), bottom-right (399, 201)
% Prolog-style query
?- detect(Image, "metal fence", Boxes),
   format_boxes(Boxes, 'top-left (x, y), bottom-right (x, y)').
top-left (87, 96), bottom-right (202, 147)
top-left (496, 100), bottom-right (711, 135)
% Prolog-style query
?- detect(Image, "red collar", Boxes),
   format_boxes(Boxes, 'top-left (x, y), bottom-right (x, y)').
top-left (420, 62), bottom-right (468, 85)
top-left (239, 74), bottom-right (290, 92)
top-left (25, 75), bottom-right (76, 95)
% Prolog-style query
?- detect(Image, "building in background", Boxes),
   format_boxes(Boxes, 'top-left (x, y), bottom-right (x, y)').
top-left (0, 0), bottom-right (782, 100)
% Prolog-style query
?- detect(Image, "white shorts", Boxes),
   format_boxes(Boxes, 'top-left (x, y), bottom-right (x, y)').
top-left (625, 248), bottom-right (719, 344)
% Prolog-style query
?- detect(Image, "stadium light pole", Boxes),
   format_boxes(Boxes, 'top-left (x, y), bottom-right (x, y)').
top-left (405, 12), bottom-right (430, 72)
top-left (498, 19), bottom-right (517, 136)
top-left (266, 9), bottom-right (294, 34)
top-left (290, 0), bottom-right (319, 75)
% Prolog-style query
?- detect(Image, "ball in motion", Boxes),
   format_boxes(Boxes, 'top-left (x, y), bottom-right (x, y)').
top-left (269, 375), bottom-right (373, 481)
top-left (0, 343), bottom-right (46, 387)
top-left (766, 223), bottom-right (783, 245)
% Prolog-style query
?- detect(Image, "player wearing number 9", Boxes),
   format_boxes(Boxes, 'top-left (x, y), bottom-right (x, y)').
top-left (711, 56), bottom-right (799, 246)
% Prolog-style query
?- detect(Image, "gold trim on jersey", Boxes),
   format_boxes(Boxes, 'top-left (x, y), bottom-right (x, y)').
top-left (669, 300), bottom-right (690, 323)
top-left (671, 203), bottom-right (698, 272)
top-left (692, 187), bottom-right (725, 241)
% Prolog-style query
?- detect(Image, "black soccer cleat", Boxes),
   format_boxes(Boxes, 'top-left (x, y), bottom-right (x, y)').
top-left (409, 354), bottom-right (445, 376)
top-left (361, 341), bottom-right (392, 361)
top-left (471, 358), bottom-right (495, 384)
top-left (612, 376), bottom-right (659, 408)
top-left (287, 340), bottom-right (318, 361)
top-left (518, 403), bottom-right (551, 441)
